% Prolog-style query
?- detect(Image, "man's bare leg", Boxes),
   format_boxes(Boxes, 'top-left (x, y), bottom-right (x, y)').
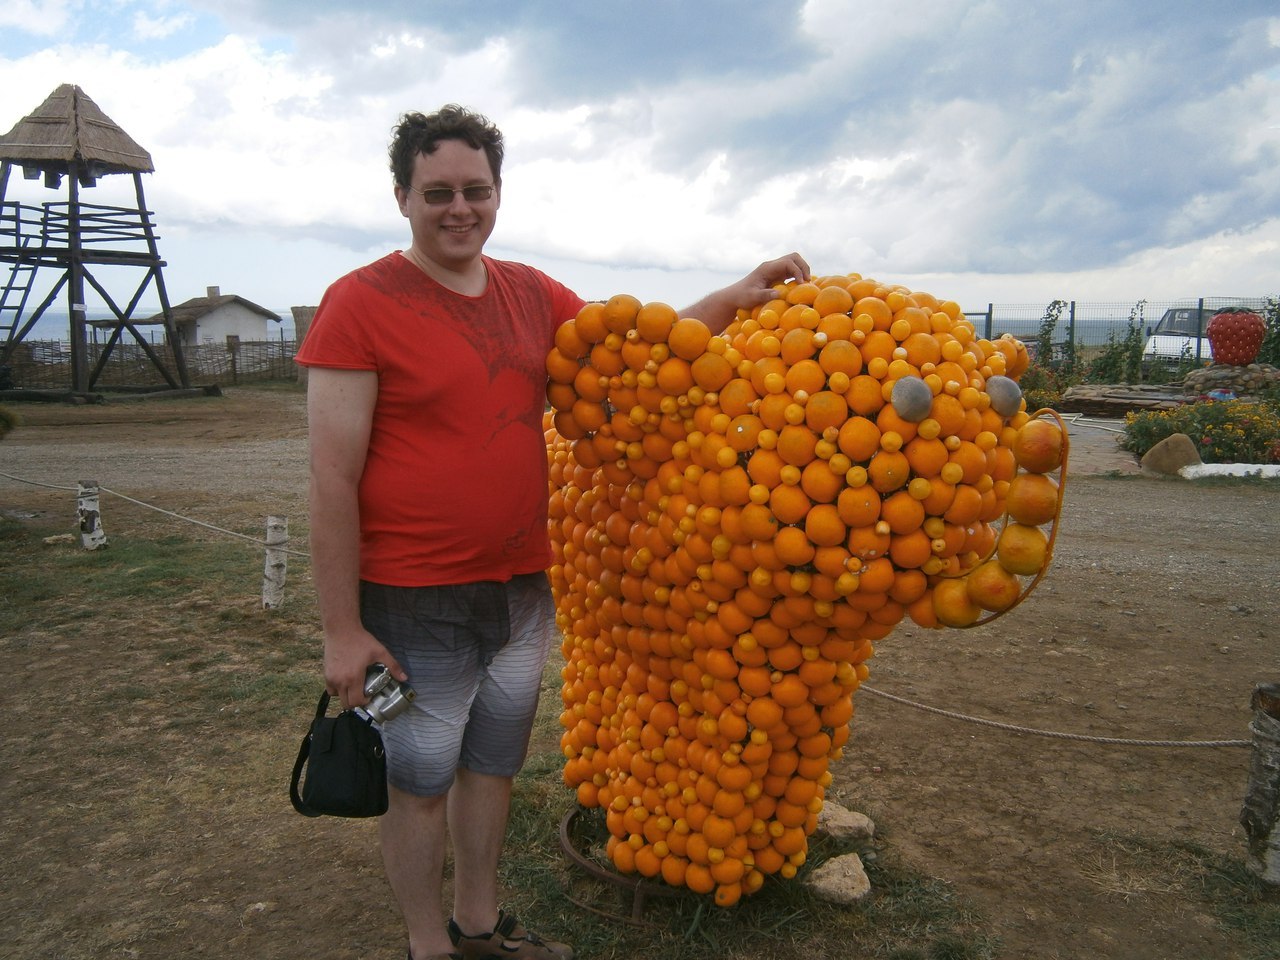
top-left (381, 785), bottom-right (453, 959)
top-left (447, 767), bottom-right (512, 935)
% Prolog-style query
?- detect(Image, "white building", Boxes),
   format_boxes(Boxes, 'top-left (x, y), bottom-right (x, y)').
top-left (148, 286), bottom-right (282, 346)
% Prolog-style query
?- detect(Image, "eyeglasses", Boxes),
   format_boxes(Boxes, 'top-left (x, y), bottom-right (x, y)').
top-left (408, 183), bottom-right (496, 205)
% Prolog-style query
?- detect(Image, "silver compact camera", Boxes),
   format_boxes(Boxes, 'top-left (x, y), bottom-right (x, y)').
top-left (361, 663), bottom-right (416, 724)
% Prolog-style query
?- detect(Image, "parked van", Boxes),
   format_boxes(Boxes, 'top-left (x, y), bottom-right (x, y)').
top-left (1140, 307), bottom-right (1215, 372)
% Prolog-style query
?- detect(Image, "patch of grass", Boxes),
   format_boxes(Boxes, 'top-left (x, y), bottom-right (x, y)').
top-left (502, 758), bottom-right (998, 960)
top-left (1084, 832), bottom-right (1280, 959)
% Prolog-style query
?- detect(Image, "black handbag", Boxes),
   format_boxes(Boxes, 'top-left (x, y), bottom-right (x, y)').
top-left (290, 690), bottom-right (389, 818)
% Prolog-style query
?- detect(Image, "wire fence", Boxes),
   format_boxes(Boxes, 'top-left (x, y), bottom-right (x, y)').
top-left (964, 296), bottom-right (1275, 355)
top-left (0, 337), bottom-right (299, 389)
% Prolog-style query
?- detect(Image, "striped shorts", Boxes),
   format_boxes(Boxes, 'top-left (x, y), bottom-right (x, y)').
top-left (359, 572), bottom-right (556, 797)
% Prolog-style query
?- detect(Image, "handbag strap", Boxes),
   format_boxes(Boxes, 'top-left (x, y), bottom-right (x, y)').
top-left (289, 689), bottom-right (332, 817)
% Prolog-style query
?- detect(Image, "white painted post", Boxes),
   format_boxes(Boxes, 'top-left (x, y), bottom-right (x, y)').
top-left (262, 515), bottom-right (288, 609)
top-left (76, 481), bottom-right (108, 550)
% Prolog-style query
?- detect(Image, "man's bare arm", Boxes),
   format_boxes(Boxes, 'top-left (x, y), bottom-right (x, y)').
top-left (306, 367), bottom-right (405, 707)
top-left (679, 252), bottom-right (812, 333)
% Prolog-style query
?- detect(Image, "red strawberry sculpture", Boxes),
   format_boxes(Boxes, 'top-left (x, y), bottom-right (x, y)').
top-left (1206, 309), bottom-right (1266, 365)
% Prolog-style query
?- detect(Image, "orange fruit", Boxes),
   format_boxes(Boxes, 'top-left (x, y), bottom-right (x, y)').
top-left (769, 484), bottom-right (811, 525)
top-left (880, 490), bottom-right (925, 535)
top-left (805, 391), bottom-right (849, 433)
top-left (965, 559), bottom-right (1022, 612)
top-left (776, 425), bottom-right (818, 466)
top-left (930, 393), bottom-right (966, 438)
top-left (785, 282), bottom-right (822, 306)
top-left (692, 352), bottom-right (735, 392)
top-left (784, 359), bottom-right (826, 396)
top-left (867, 450), bottom-right (910, 493)
top-left (836, 485), bottom-right (880, 528)
top-left (668, 316), bottom-right (712, 360)
top-left (1012, 418), bottom-right (1064, 473)
top-left (572, 301), bottom-right (608, 343)
top-left (554, 319), bottom-right (591, 358)
top-left (602, 293), bottom-right (642, 334)
top-left (932, 577), bottom-right (981, 627)
top-left (636, 301), bottom-right (678, 343)
top-left (846, 375), bottom-right (885, 416)
top-left (545, 349), bottom-right (581, 384)
top-left (888, 528), bottom-right (932, 569)
top-left (654, 356), bottom-right (693, 394)
top-left (853, 297), bottom-right (892, 330)
top-left (804, 503), bottom-right (846, 548)
top-left (800, 459), bottom-right (842, 503)
top-left (818, 339), bottom-right (863, 378)
top-left (774, 525), bottom-right (817, 566)
top-left (780, 328), bottom-right (818, 365)
top-left (837, 417), bottom-right (881, 462)
top-left (904, 436), bottom-right (949, 477)
top-left (746, 696), bottom-right (785, 734)
top-left (996, 522), bottom-right (1049, 575)
top-left (771, 674), bottom-right (809, 708)
top-left (948, 440), bottom-right (988, 485)
top-left (812, 285), bottom-right (854, 317)
top-left (719, 378), bottom-right (759, 417)
top-left (1005, 472), bottom-right (1060, 526)
top-left (861, 330), bottom-right (898, 366)
top-left (943, 484), bottom-right (983, 526)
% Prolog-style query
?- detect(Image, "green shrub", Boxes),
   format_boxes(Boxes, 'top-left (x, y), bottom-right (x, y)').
top-left (1019, 363), bottom-right (1068, 411)
top-left (1259, 297), bottom-right (1280, 367)
top-left (1083, 301), bottom-right (1146, 384)
top-left (1122, 398), bottom-right (1280, 464)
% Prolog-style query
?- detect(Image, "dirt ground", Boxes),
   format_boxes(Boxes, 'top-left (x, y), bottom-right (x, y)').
top-left (1, 385), bottom-right (1278, 960)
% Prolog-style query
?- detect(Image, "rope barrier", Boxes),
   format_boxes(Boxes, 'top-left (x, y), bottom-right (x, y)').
top-left (0, 471), bottom-right (77, 491)
top-left (1059, 413), bottom-right (1128, 435)
top-left (860, 684), bottom-right (1251, 749)
top-left (0, 470), bottom-right (312, 559)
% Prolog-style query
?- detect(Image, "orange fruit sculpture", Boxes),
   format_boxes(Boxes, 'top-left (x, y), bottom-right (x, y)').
top-left (544, 274), bottom-right (1068, 906)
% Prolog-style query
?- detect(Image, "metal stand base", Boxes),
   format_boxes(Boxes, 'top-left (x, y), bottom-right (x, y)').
top-left (559, 807), bottom-right (684, 925)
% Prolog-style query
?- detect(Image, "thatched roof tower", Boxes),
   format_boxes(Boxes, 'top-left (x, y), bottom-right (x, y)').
top-left (0, 84), bottom-right (189, 392)
top-left (0, 84), bottom-right (155, 181)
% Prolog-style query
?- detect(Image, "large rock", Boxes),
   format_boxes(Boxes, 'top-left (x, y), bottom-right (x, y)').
top-left (1140, 432), bottom-right (1202, 476)
top-left (817, 802), bottom-right (876, 843)
top-left (805, 853), bottom-right (872, 905)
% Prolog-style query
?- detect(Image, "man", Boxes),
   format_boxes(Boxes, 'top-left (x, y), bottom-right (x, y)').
top-left (295, 104), bottom-right (809, 960)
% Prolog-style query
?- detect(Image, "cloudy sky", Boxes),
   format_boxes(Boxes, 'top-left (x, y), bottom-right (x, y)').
top-left (2, 0), bottom-right (1278, 328)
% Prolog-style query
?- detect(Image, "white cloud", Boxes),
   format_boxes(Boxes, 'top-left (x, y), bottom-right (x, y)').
top-left (0, 0), bottom-right (74, 36)
top-left (132, 10), bottom-right (195, 40)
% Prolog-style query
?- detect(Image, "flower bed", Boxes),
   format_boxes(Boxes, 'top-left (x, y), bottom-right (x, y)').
top-left (1122, 394), bottom-right (1280, 465)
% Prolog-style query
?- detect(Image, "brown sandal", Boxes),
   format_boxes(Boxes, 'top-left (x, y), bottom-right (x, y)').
top-left (448, 910), bottom-right (573, 960)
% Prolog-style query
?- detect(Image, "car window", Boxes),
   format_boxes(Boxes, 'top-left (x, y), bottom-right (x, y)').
top-left (1156, 310), bottom-right (1206, 336)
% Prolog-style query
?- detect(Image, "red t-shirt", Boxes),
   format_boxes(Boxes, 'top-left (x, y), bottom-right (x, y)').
top-left (295, 253), bottom-right (585, 586)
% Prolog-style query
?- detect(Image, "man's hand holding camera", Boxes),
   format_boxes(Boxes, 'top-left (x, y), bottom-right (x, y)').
top-left (324, 627), bottom-right (409, 711)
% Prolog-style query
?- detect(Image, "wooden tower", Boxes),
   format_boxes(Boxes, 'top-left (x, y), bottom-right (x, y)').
top-left (0, 84), bottom-right (189, 391)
